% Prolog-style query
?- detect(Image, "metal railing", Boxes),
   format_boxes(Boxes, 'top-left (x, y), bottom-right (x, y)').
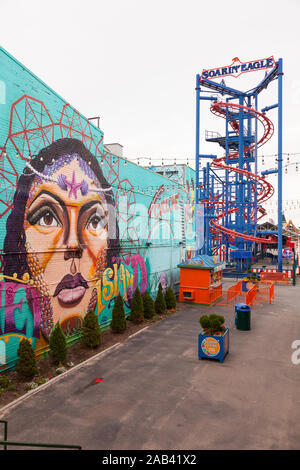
top-left (0, 419), bottom-right (81, 450)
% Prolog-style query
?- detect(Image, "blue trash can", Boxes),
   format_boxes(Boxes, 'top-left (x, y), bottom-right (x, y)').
top-left (234, 303), bottom-right (245, 326)
top-left (235, 303), bottom-right (251, 331)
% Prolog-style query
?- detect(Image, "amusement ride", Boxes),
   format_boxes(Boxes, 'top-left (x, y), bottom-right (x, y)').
top-left (195, 57), bottom-right (283, 274)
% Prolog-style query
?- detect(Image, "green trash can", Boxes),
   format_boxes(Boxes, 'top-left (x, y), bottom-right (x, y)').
top-left (236, 303), bottom-right (251, 331)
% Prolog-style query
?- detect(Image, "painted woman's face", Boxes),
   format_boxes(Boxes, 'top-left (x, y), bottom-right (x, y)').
top-left (24, 158), bottom-right (108, 327)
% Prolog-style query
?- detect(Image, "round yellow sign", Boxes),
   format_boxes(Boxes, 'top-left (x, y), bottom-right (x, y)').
top-left (201, 337), bottom-right (220, 357)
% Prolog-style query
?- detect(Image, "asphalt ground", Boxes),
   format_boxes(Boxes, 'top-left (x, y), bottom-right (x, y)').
top-left (0, 281), bottom-right (300, 450)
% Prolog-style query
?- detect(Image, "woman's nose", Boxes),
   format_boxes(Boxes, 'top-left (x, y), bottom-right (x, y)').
top-left (64, 210), bottom-right (82, 260)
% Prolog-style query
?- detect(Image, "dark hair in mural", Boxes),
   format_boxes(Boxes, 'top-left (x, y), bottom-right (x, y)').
top-left (3, 138), bottom-right (120, 278)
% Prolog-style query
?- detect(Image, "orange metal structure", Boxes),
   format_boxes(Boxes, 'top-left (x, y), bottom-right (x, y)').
top-left (178, 256), bottom-right (225, 306)
top-left (260, 272), bottom-right (289, 285)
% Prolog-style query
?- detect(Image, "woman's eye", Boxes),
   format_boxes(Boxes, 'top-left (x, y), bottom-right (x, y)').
top-left (38, 212), bottom-right (60, 227)
top-left (86, 215), bottom-right (107, 233)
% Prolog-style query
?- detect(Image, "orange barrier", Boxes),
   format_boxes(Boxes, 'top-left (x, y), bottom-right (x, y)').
top-left (269, 283), bottom-right (275, 303)
top-left (246, 284), bottom-right (257, 306)
top-left (260, 272), bottom-right (289, 285)
top-left (253, 281), bottom-right (275, 305)
top-left (226, 281), bottom-right (241, 305)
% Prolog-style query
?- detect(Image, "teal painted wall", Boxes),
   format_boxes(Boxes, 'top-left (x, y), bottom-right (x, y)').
top-left (0, 46), bottom-right (195, 370)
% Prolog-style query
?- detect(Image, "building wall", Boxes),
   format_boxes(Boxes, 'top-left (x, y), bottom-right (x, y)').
top-left (0, 47), bottom-right (195, 370)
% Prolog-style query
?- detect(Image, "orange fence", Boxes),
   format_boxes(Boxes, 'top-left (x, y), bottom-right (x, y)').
top-left (246, 284), bottom-right (257, 306)
top-left (256, 281), bottom-right (275, 304)
top-left (215, 279), bottom-right (275, 308)
top-left (226, 281), bottom-right (241, 305)
top-left (260, 272), bottom-right (289, 286)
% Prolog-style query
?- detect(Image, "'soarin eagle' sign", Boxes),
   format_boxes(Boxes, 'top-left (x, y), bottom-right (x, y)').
top-left (201, 56), bottom-right (276, 80)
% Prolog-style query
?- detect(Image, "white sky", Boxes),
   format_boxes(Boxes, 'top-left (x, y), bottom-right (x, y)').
top-left (1, 0), bottom-right (300, 222)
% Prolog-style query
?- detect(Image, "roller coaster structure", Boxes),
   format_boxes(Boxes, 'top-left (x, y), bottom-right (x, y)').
top-left (195, 57), bottom-right (283, 272)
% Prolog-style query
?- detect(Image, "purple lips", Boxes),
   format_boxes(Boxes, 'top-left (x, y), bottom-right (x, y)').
top-left (54, 273), bottom-right (89, 306)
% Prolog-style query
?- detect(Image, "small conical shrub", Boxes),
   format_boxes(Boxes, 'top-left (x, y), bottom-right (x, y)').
top-left (165, 286), bottom-right (177, 310)
top-left (130, 287), bottom-right (144, 323)
top-left (81, 310), bottom-right (102, 348)
top-left (143, 291), bottom-right (155, 319)
top-left (49, 322), bottom-right (67, 365)
top-left (16, 338), bottom-right (38, 380)
top-left (111, 293), bottom-right (127, 333)
top-left (155, 282), bottom-right (167, 314)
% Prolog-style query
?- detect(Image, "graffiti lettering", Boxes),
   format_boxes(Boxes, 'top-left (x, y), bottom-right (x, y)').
top-left (152, 194), bottom-right (179, 219)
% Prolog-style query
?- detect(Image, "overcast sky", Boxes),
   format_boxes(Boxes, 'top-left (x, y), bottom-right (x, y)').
top-left (1, 0), bottom-right (300, 222)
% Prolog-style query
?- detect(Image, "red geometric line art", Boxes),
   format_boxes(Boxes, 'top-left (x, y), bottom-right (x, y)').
top-left (120, 226), bottom-right (140, 257)
top-left (95, 144), bottom-right (119, 187)
top-left (0, 145), bottom-right (18, 218)
top-left (60, 104), bottom-right (96, 152)
top-left (116, 179), bottom-right (136, 223)
top-left (0, 95), bottom-right (121, 219)
top-left (8, 95), bottom-right (55, 160)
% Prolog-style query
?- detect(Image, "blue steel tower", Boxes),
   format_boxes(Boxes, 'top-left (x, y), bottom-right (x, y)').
top-left (195, 58), bottom-right (283, 273)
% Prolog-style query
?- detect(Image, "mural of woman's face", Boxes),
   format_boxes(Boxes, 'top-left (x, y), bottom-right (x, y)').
top-left (24, 158), bottom-right (108, 327)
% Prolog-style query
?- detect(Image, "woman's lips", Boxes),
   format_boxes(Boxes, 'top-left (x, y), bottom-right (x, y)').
top-left (57, 285), bottom-right (86, 305)
top-left (53, 273), bottom-right (89, 306)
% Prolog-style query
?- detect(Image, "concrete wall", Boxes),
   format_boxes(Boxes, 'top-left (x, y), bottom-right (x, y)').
top-left (0, 46), bottom-right (195, 370)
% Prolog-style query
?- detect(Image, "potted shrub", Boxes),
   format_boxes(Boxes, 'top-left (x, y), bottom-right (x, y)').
top-left (198, 314), bottom-right (229, 363)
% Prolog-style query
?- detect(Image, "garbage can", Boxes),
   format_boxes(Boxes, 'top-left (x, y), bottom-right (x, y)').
top-left (236, 303), bottom-right (251, 331)
top-left (234, 303), bottom-right (245, 326)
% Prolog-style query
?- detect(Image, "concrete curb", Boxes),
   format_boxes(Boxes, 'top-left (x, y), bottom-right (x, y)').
top-left (0, 342), bottom-right (122, 417)
top-left (129, 326), bottom-right (150, 338)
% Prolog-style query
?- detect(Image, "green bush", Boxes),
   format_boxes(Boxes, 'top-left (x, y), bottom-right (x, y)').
top-left (0, 375), bottom-right (11, 389)
top-left (130, 287), bottom-right (144, 323)
top-left (15, 338), bottom-right (38, 380)
top-left (155, 283), bottom-right (167, 315)
top-left (165, 286), bottom-right (176, 310)
top-left (143, 291), bottom-right (155, 319)
top-left (81, 310), bottom-right (102, 348)
top-left (199, 314), bottom-right (226, 335)
top-left (111, 294), bottom-right (127, 333)
top-left (49, 322), bottom-right (67, 365)
top-left (199, 315), bottom-right (210, 329)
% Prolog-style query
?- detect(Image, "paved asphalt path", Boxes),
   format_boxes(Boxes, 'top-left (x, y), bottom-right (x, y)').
top-left (1, 281), bottom-right (300, 450)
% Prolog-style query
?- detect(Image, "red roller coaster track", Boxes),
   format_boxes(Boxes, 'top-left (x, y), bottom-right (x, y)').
top-left (207, 101), bottom-right (275, 244)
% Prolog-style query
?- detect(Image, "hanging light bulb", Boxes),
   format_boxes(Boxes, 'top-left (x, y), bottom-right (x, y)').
top-left (199, 160), bottom-right (202, 169)
top-left (124, 160), bottom-right (127, 166)
top-left (174, 159), bottom-right (176, 168)
top-left (262, 156), bottom-right (264, 165)
top-left (296, 164), bottom-right (298, 172)
top-left (287, 155), bottom-right (290, 164)
top-left (285, 167), bottom-right (287, 174)
top-left (138, 158), bottom-right (140, 165)
top-left (101, 158), bottom-right (104, 166)
top-left (162, 159), bottom-right (164, 167)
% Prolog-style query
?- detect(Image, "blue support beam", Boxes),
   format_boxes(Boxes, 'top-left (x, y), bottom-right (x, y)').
top-left (261, 103), bottom-right (278, 113)
top-left (261, 169), bottom-right (278, 176)
top-left (277, 58), bottom-right (283, 272)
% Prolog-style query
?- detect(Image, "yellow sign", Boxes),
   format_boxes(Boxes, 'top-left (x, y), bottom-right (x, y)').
top-left (201, 337), bottom-right (220, 357)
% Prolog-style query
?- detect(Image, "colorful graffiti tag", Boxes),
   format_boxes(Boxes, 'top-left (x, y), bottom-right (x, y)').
top-left (0, 46), bottom-right (195, 370)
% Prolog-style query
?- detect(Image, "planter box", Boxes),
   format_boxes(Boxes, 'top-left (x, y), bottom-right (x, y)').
top-left (198, 328), bottom-right (229, 363)
top-left (241, 280), bottom-right (249, 292)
